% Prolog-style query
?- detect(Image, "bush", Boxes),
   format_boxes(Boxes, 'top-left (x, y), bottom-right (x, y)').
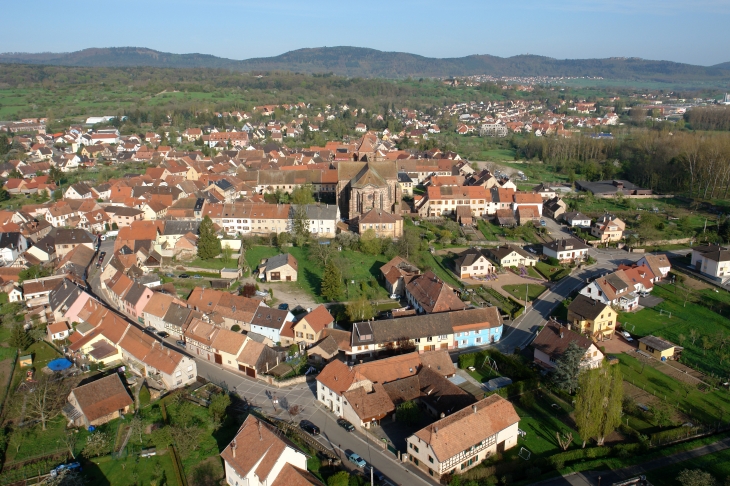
top-left (231, 325), bottom-right (241, 332)
top-left (459, 353), bottom-right (477, 369)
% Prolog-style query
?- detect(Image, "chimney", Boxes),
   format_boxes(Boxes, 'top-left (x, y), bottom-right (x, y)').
top-left (231, 439), bottom-right (237, 457)
top-left (560, 331), bottom-right (564, 339)
top-left (472, 405), bottom-right (477, 414)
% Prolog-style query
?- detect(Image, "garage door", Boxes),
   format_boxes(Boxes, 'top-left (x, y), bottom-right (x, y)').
top-left (245, 367), bottom-right (256, 378)
top-left (214, 354), bottom-right (222, 364)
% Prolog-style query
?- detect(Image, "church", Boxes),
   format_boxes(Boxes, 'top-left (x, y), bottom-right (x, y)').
top-left (336, 161), bottom-right (401, 221)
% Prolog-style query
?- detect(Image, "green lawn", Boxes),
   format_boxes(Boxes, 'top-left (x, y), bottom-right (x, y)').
top-left (526, 266), bottom-right (543, 279)
top-left (477, 220), bottom-right (501, 241)
top-left (617, 353), bottom-right (730, 425)
top-left (535, 261), bottom-right (570, 281)
top-left (466, 365), bottom-right (500, 383)
top-left (184, 257), bottom-right (237, 271)
top-left (646, 448), bottom-right (730, 486)
top-left (84, 451), bottom-right (179, 486)
top-left (502, 284), bottom-right (547, 302)
top-left (482, 148), bottom-right (516, 161)
top-left (422, 252), bottom-right (463, 288)
top-left (618, 283), bottom-right (730, 378)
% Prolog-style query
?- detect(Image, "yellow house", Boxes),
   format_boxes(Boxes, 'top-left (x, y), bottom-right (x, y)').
top-left (567, 295), bottom-right (617, 341)
top-left (638, 335), bottom-right (681, 361)
top-left (280, 305), bottom-right (335, 347)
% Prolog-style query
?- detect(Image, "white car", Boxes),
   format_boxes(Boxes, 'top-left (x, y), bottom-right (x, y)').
top-left (389, 294), bottom-right (399, 300)
top-left (620, 331), bottom-right (633, 342)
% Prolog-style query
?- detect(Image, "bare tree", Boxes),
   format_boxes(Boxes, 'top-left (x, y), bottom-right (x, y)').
top-left (556, 431), bottom-right (573, 451)
top-left (27, 374), bottom-right (67, 431)
top-left (61, 431), bottom-right (78, 459)
top-left (129, 415), bottom-right (145, 444)
top-left (310, 239), bottom-right (334, 266)
top-left (690, 328), bottom-right (699, 345)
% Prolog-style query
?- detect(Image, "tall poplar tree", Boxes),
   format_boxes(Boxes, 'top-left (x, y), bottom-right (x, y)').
top-left (575, 361), bottom-right (623, 448)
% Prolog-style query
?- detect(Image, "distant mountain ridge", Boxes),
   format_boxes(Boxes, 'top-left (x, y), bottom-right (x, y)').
top-left (1, 46), bottom-right (729, 82)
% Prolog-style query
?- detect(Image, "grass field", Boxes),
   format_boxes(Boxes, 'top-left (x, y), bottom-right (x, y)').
top-left (84, 451), bottom-right (179, 486)
top-left (617, 353), bottom-right (730, 425)
top-left (535, 261), bottom-right (569, 281)
top-left (646, 448), bottom-right (730, 486)
top-left (502, 283), bottom-right (546, 302)
top-left (618, 282), bottom-right (730, 378)
top-left (244, 245), bottom-right (391, 302)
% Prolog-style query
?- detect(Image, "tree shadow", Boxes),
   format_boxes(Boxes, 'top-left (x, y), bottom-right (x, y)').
top-left (79, 458), bottom-right (112, 486)
top-left (302, 268), bottom-right (322, 296)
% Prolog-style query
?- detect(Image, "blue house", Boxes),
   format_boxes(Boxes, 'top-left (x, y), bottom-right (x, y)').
top-left (452, 307), bottom-right (503, 349)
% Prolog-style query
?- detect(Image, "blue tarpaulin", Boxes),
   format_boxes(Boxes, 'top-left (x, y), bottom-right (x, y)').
top-left (47, 358), bottom-right (72, 371)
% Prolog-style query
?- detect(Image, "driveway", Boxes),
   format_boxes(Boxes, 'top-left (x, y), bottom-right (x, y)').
top-left (639, 295), bottom-right (664, 308)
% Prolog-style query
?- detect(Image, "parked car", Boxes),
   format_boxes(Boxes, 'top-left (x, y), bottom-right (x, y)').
top-left (175, 340), bottom-right (186, 348)
top-left (620, 331), bottom-right (633, 341)
top-left (179, 273), bottom-right (189, 279)
top-left (278, 303), bottom-right (289, 311)
top-left (348, 452), bottom-right (366, 468)
top-left (540, 220), bottom-right (546, 226)
top-left (165, 273), bottom-right (174, 277)
top-left (193, 275), bottom-right (203, 279)
top-left (389, 294), bottom-right (399, 300)
top-left (337, 418), bottom-right (355, 432)
top-left (299, 420), bottom-right (320, 436)
top-left (144, 326), bottom-right (156, 334)
top-left (367, 466), bottom-right (385, 482)
top-left (157, 331), bottom-right (169, 338)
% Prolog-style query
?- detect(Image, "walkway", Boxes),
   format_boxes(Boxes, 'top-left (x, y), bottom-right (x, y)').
top-left (532, 436), bottom-right (730, 486)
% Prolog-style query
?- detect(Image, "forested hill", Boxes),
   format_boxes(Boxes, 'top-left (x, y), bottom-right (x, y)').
top-left (1, 46), bottom-right (729, 82)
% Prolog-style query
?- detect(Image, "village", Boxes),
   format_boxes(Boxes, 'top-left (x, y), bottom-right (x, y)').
top-left (0, 102), bottom-right (729, 486)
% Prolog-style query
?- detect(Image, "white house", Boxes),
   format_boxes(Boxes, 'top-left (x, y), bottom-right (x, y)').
top-left (543, 237), bottom-right (590, 262)
top-left (563, 211), bottom-right (592, 228)
top-left (690, 244), bottom-right (730, 282)
top-left (637, 254), bottom-right (671, 282)
top-left (221, 415), bottom-right (311, 486)
top-left (249, 307), bottom-right (294, 343)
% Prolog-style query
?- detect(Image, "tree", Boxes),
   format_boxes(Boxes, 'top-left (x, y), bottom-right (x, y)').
top-left (321, 261), bottom-right (344, 301)
top-left (346, 296), bottom-right (374, 322)
top-left (396, 400), bottom-right (420, 425)
top-left (327, 471), bottom-right (351, 486)
top-left (197, 215), bottom-right (221, 260)
top-left (209, 392), bottom-right (231, 425)
top-left (129, 415), bottom-right (145, 444)
top-left (221, 244), bottom-right (233, 263)
top-left (690, 328), bottom-right (699, 345)
top-left (551, 340), bottom-right (584, 394)
top-left (83, 431), bottom-right (111, 458)
top-left (169, 425), bottom-right (202, 459)
top-left (27, 373), bottom-right (67, 430)
top-left (291, 184), bottom-right (315, 205)
top-left (311, 240), bottom-right (334, 266)
top-left (276, 231), bottom-right (291, 248)
top-left (574, 361), bottom-right (623, 447)
top-left (9, 324), bottom-right (32, 350)
top-left (678, 469), bottom-right (716, 486)
top-left (702, 335), bottom-right (713, 355)
top-left (61, 431), bottom-right (78, 459)
top-left (359, 229), bottom-right (382, 255)
top-left (556, 431), bottom-right (573, 451)
top-left (292, 206), bottom-right (310, 246)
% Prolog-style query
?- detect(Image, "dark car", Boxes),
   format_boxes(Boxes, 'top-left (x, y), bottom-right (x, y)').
top-left (179, 273), bottom-right (189, 279)
top-left (278, 303), bottom-right (289, 311)
top-left (157, 331), bottom-right (169, 338)
top-left (367, 466), bottom-right (385, 482)
top-left (175, 340), bottom-right (186, 348)
top-left (337, 418), bottom-right (355, 432)
top-left (144, 326), bottom-right (156, 334)
top-left (299, 420), bottom-right (320, 436)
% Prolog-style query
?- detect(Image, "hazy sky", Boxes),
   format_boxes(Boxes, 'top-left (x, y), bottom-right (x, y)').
top-left (3, 0), bottom-right (729, 65)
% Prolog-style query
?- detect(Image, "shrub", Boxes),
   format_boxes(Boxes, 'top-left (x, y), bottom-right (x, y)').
top-left (459, 353), bottom-right (477, 369)
top-left (231, 325), bottom-right (241, 332)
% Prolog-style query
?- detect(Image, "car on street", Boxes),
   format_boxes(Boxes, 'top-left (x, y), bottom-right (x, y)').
top-left (144, 327), bottom-right (156, 334)
top-left (337, 418), bottom-right (355, 432)
top-left (157, 331), bottom-right (169, 338)
top-left (367, 466), bottom-right (385, 482)
top-left (540, 220), bottom-right (546, 226)
top-left (348, 452), bottom-right (366, 468)
top-left (193, 275), bottom-right (202, 279)
top-left (175, 340), bottom-right (186, 348)
top-left (179, 273), bottom-right (189, 279)
top-left (165, 273), bottom-right (174, 277)
top-left (278, 303), bottom-right (289, 311)
top-left (299, 420), bottom-right (320, 436)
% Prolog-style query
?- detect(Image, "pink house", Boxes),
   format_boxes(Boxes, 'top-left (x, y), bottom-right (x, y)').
top-left (123, 283), bottom-right (155, 324)
top-left (63, 292), bottom-right (93, 324)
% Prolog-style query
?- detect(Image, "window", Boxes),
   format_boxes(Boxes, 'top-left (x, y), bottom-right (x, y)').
top-left (429, 456), bottom-right (434, 463)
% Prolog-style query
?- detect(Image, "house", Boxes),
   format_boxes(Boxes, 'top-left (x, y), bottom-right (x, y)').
top-left (405, 271), bottom-right (466, 314)
top-left (405, 395), bottom-right (520, 480)
top-left (484, 245), bottom-right (537, 268)
top-left (380, 256), bottom-right (420, 297)
top-left (454, 248), bottom-right (495, 279)
top-left (397, 172), bottom-right (413, 196)
top-left (250, 307), bottom-right (295, 344)
top-left (579, 269), bottom-right (642, 311)
top-left (531, 320), bottom-right (604, 370)
top-left (591, 214), bottom-right (625, 243)
top-left (259, 254), bottom-right (298, 282)
top-left (637, 254), bottom-right (671, 282)
top-left (567, 295), bottom-right (617, 342)
top-left (543, 197), bottom-right (567, 220)
top-left (64, 373), bottom-right (133, 428)
top-left (638, 335), bottom-right (682, 361)
top-left (563, 211), bottom-right (592, 228)
top-left (512, 192), bottom-right (543, 215)
top-left (358, 209), bottom-right (404, 238)
top-left (64, 183), bottom-right (93, 200)
top-left (543, 238), bottom-right (590, 262)
top-left (235, 338), bottom-right (279, 378)
top-left (53, 228), bottom-right (96, 259)
top-left (47, 321), bottom-right (70, 342)
top-left (575, 179), bottom-right (651, 196)
top-left (0, 232), bottom-right (29, 264)
top-left (690, 244), bottom-right (730, 282)
top-left (533, 183), bottom-right (557, 199)
top-left (221, 415), bottom-right (318, 486)
top-left (280, 305), bottom-right (334, 348)
top-left (293, 204), bottom-right (339, 238)
top-left (451, 306), bottom-right (503, 349)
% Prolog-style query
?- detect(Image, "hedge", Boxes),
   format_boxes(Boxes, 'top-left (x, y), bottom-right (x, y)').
top-left (493, 378), bottom-right (541, 399)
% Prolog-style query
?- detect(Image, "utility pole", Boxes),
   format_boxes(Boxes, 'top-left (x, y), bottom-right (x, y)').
top-left (525, 283), bottom-right (529, 313)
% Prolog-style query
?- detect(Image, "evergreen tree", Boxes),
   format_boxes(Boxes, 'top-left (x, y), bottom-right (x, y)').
top-left (552, 340), bottom-right (584, 394)
top-left (9, 324), bottom-right (32, 350)
top-left (320, 261), bottom-right (344, 302)
top-left (197, 215), bottom-right (221, 260)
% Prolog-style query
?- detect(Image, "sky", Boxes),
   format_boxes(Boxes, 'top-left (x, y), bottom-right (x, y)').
top-left (2, 0), bottom-right (729, 66)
